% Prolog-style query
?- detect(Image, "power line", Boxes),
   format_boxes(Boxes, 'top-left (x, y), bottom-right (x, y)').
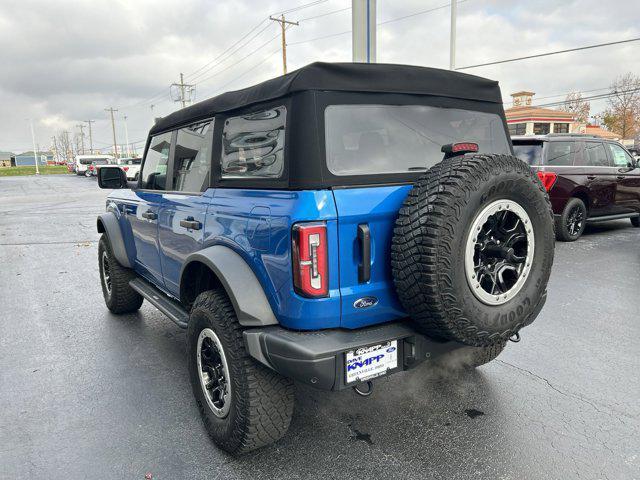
top-left (186, 0), bottom-right (329, 83)
top-left (185, 20), bottom-right (272, 82)
top-left (506, 87), bottom-right (611, 105)
top-left (289, 1), bottom-right (466, 47)
top-left (272, 0), bottom-right (327, 16)
top-left (298, 6), bottom-right (350, 22)
top-left (194, 31), bottom-right (282, 86)
top-left (457, 37), bottom-right (640, 70)
top-left (533, 88), bottom-right (640, 108)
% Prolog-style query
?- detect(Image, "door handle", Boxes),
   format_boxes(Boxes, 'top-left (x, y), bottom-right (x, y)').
top-left (587, 175), bottom-right (596, 180)
top-left (180, 218), bottom-right (202, 230)
top-left (142, 211), bottom-right (157, 220)
top-left (357, 223), bottom-right (371, 284)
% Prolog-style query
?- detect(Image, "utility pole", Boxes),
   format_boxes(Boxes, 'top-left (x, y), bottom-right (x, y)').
top-left (351, 0), bottom-right (376, 63)
top-left (83, 120), bottom-right (95, 154)
top-left (270, 14), bottom-right (298, 74)
top-left (449, 0), bottom-right (457, 70)
top-left (29, 120), bottom-right (40, 175)
top-left (76, 124), bottom-right (86, 154)
top-left (105, 107), bottom-right (119, 158)
top-left (171, 74), bottom-right (195, 109)
top-left (123, 115), bottom-right (131, 157)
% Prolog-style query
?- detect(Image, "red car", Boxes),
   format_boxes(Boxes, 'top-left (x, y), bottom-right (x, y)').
top-left (512, 134), bottom-right (640, 241)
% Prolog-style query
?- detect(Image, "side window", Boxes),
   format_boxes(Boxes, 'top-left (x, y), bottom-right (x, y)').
top-left (221, 106), bottom-right (286, 178)
top-left (508, 123), bottom-right (526, 136)
top-left (583, 142), bottom-right (610, 167)
top-left (171, 120), bottom-right (214, 192)
top-left (545, 141), bottom-right (575, 166)
top-left (607, 143), bottom-right (634, 168)
top-left (533, 123), bottom-right (550, 135)
top-left (141, 132), bottom-right (172, 189)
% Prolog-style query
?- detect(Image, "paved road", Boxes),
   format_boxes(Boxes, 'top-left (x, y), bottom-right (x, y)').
top-left (1, 175), bottom-right (638, 480)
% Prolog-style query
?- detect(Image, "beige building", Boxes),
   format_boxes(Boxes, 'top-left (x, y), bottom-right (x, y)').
top-left (505, 91), bottom-right (580, 136)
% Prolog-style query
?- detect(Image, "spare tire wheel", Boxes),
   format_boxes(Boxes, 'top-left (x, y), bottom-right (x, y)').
top-left (391, 154), bottom-right (554, 346)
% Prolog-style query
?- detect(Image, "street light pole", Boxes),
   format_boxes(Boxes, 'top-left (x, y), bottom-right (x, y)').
top-left (29, 120), bottom-right (40, 175)
top-left (449, 0), bottom-right (457, 70)
top-left (84, 120), bottom-right (95, 154)
top-left (123, 115), bottom-right (131, 157)
top-left (105, 107), bottom-right (119, 159)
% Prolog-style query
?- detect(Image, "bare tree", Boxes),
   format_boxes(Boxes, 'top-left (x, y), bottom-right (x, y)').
top-left (602, 72), bottom-right (640, 138)
top-left (558, 91), bottom-right (590, 123)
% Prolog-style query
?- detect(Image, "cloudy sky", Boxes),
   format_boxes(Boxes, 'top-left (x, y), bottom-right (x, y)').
top-left (1, 0), bottom-right (638, 154)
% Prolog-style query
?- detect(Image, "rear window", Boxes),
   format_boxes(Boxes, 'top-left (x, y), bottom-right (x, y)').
top-left (513, 143), bottom-right (543, 165)
top-left (324, 104), bottom-right (510, 176)
top-left (92, 159), bottom-right (109, 165)
top-left (79, 157), bottom-right (109, 165)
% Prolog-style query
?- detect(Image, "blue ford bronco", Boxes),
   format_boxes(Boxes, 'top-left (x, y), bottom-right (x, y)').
top-left (96, 62), bottom-right (555, 454)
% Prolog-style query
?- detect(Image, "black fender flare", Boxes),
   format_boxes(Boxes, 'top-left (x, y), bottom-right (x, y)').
top-left (180, 245), bottom-right (278, 327)
top-left (96, 212), bottom-right (132, 268)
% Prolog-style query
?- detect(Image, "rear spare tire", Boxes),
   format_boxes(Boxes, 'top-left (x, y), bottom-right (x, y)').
top-left (391, 154), bottom-right (554, 346)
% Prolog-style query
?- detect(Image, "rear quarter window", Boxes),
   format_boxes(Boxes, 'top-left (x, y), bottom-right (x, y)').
top-left (221, 106), bottom-right (286, 179)
top-left (545, 141), bottom-right (575, 166)
top-left (513, 143), bottom-right (543, 165)
top-left (324, 104), bottom-right (510, 176)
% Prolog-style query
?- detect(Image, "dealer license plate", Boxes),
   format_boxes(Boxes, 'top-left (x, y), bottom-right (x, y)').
top-left (345, 340), bottom-right (398, 384)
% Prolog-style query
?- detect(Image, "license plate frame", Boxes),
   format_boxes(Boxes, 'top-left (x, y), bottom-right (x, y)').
top-left (344, 340), bottom-right (399, 384)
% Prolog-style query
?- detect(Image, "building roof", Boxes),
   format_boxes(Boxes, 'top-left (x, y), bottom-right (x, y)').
top-left (585, 125), bottom-right (619, 139)
top-left (505, 105), bottom-right (575, 123)
top-left (510, 91), bottom-right (535, 97)
top-left (15, 151), bottom-right (52, 157)
top-left (150, 62), bottom-right (503, 135)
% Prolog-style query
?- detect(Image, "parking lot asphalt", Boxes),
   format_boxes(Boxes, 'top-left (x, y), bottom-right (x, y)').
top-left (0, 174), bottom-right (638, 480)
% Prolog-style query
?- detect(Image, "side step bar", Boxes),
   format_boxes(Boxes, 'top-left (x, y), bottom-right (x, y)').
top-left (586, 212), bottom-right (639, 223)
top-left (129, 278), bottom-right (189, 329)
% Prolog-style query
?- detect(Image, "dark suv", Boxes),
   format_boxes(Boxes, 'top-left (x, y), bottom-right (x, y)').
top-left (95, 62), bottom-right (555, 454)
top-left (512, 134), bottom-right (640, 241)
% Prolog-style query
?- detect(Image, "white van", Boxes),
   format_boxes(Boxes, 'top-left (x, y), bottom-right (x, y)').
top-left (75, 155), bottom-right (114, 176)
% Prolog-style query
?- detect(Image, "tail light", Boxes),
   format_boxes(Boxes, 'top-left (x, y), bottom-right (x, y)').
top-left (537, 171), bottom-right (557, 191)
top-left (122, 166), bottom-right (129, 172)
top-left (89, 165), bottom-right (94, 171)
top-left (441, 142), bottom-right (479, 159)
top-left (292, 222), bottom-right (328, 297)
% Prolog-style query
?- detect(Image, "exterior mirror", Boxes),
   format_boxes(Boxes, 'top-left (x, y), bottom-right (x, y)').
top-left (98, 167), bottom-right (127, 189)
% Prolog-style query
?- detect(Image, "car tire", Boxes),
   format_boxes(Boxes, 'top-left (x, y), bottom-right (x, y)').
top-left (98, 234), bottom-right (143, 314)
top-left (556, 197), bottom-right (587, 241)
top-left (631, 216), bottom-right (640, 228)
top-left (187, 289), bottom-right (294, 454)
top-left (391, 153), bottom-right (555, 347)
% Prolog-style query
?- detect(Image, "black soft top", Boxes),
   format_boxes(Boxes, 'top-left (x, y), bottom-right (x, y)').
top-left (150, 62), bottom-right (502, 135)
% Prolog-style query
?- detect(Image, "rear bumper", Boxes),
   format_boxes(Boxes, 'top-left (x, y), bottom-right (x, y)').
top-left (243, 321), bottom-right (466, 391)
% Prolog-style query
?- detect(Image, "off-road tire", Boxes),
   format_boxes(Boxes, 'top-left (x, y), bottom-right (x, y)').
top-left (98, 234), bottom-right (143, 314)
top-left (555, 197), bottom-right (587, 241)
top-left (187, 290), bottom-right (294, 454)
top-left (391, 154), bottom-right (554, 347)
top-left (631, 216), bottom-right (640, 228)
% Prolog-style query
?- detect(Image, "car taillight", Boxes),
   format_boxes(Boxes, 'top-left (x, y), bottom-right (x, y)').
top-left (537, 171), bottom-right (557, 191)
top-left (441, 142), bottom-right (479, 158)
top-left (89, 165), bottom-right (94, 171)
top-left (292, 222), bottom-right (328, 298)
top-left (122, 166), bottom-right (129, 171)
